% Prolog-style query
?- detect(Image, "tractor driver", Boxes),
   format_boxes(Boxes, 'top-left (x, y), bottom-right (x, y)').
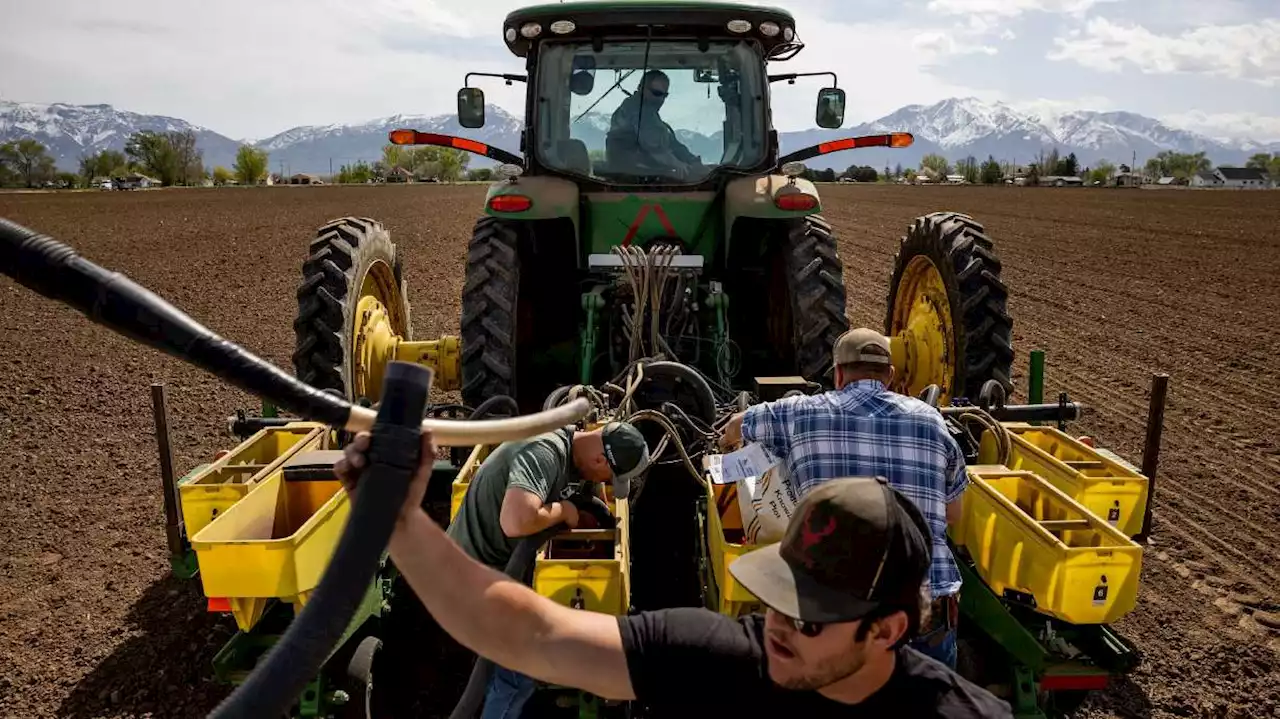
top-left (719, 328), bottom-right (970, 670)
top-left (335, 434), bottom-right (1010, 717)
top-left (443, 420), bottom-right (650, 718)
top-left (606, 69), bottom-right (705, 180)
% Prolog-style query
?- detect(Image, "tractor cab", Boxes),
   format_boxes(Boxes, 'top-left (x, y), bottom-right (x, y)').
top-left (456, 2), bottom-right (844, 188)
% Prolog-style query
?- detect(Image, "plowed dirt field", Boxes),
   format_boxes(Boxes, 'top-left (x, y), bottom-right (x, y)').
top-left (2, 184), bottom-right (1278, 718)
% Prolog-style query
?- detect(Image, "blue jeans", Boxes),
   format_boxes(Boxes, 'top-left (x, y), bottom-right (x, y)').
top-left (910, 623), bottom-right (958, 669)
top-left (482, 664), bottom-right (536, 719)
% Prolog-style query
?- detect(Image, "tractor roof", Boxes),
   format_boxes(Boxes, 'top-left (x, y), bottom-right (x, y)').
top-left (502, 1), bottom-right (800, 58)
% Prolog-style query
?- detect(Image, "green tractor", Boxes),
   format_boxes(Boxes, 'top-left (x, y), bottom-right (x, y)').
top-left (372, 1), bottom-right (985, 418)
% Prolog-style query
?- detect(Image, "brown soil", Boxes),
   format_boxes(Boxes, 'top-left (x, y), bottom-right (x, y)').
top-left (2, 184), bottom-right (1278, 718)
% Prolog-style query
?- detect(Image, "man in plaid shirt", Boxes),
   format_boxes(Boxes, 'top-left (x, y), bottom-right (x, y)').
top-left (720, 328), bottom-right (968, 668)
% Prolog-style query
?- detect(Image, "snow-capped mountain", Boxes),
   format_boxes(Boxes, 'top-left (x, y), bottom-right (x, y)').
top-left (4, 97), bottom-right (1277, 176)
top-left (0, 101), bottom-right (241, 171)
top-left (254, 107), bottom-right (526, 174)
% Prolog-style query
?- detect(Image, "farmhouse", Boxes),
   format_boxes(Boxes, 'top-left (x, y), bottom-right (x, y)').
top-left (1190, 171), bottom-right (1222, 188)
top-left (1113, 172), bottom-right (1142, 188)
top-left (1214, 167), bottom-right (1272, 189)
top-left (113, 173), bottom-right (160, 189)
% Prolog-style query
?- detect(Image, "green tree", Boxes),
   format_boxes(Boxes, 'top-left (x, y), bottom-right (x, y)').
top-left (79, 149), bottom-right (129, 183)
top-left (233, 145), bottom-right (269, 185)
top-left (336, 160), bottom-right (374, 184)
top-left (0, 139), bottom-right (57, 187)
top-left (1053, 152), bottom-right (1079, 177)
top-left (382, 144), bottom-right (408, 170)
top-left (212, 166), bottom-right (234, 185)
top-left (1089, 160), bottom-right (1116, 185)
top-left (920, 153), bottom-right (950, 179)
top-left (125, 130), bottom-right (203, 185)
top-left (980, 155), bottom-right (1002, 184)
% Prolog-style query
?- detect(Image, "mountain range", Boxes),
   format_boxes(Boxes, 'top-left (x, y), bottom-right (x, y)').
top-left (4, 97), bottom-right (1277, 176)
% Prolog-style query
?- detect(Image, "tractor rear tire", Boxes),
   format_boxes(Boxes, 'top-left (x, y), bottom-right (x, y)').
top-left (460, 217), bottom-right (520, 410)
top-left (777, 215), bottom-right (849, 385)
top-left (886, 211), bottom-right (1013, 402)
top-left (292, 217), bottom-right (412, 402)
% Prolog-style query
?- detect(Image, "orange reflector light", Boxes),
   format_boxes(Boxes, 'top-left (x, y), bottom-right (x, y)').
top-left (387, 130), bottom-right (491, 156)
top-left (775, 193), bottom-right (818, 211)
top-left (208, 597), bottom-right (232, 613)
top-left (815, 132), bottom-right (915, 155)
top-left (489, 195), bottom-right (532, 212)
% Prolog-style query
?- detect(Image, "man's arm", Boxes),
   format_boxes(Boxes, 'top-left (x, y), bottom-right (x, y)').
top-left (500, 488), bottom-right (578, 537)
top-left (941, 425), bottom-right (969, 527)
top-left (390, 508), bottom-right (638, 701)
top-left (497, 442), bottom-right (579, 537)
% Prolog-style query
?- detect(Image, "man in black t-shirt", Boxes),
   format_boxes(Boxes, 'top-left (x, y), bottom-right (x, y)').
top-left (335, 430), bottom-right (1011, 717)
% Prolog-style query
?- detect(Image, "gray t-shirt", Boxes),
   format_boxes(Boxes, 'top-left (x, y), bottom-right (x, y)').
top-left (446, 427), bottom-right (579, 569)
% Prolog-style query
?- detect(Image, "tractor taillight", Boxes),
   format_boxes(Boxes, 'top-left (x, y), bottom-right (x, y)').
top-left (489, 195), bottom-right (532, 212)
top-left (775, 193), bottom-right (817, 211)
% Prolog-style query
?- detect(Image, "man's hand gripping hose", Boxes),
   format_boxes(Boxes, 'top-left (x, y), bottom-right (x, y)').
top-left (0, 217), bottom-right (590, 717)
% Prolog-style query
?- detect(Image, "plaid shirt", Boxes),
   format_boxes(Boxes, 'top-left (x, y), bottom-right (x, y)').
top-left (742, 379), bottom-right (967, 598)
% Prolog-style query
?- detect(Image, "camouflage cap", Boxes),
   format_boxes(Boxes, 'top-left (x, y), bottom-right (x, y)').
top-left (728, 477), bottom-right (932, 624)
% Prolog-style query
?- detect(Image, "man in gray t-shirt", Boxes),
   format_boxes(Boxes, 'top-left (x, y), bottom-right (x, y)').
top-left (445, 420), bottom-right (650, 719)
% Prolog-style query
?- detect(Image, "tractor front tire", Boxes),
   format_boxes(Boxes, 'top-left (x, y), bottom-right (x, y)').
top-left (292, 217), bottom-right (411, 401)
top-left (886, 211), bottom-right (1013, 402)
top-left (460, 217), bottom-right (520, 410)
top-left (777, 215), bottom-right (849, 385)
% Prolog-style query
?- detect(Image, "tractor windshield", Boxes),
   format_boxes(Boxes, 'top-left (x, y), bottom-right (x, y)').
top-left (533, 39), bottom-right (767, 185)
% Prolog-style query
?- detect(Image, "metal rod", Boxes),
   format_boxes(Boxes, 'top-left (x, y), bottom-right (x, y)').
top-left (151, 383), bottom-right (184, 558)
top-left (941, 401), bottom-right (1082, 423)
top-left (1137, 373), bottom-right (1169, 542)
top-left (1028, 350), bottom-right (1045, 425)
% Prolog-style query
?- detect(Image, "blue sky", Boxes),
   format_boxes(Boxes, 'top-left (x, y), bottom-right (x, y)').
top-left (2, 0), bottom-right (1277, 142)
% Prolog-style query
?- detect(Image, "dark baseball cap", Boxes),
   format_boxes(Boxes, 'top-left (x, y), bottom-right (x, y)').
top-left (728, 477), bottom-right (932, 624)
top-left (600, 421), bottom-right (650, 484)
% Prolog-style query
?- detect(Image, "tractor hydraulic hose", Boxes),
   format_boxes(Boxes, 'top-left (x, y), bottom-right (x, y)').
top-left (211, 360), bottom-right (431, 718)
top-left (0, 217), bottom-right (591, 447)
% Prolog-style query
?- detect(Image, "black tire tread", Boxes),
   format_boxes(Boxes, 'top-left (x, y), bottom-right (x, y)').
top-left (460, 217), bottom-right (520, 409)
top-left (885, 211), bottom-right (1014, 401)
top-left (292, 216), bottom-right (408, 399)
top-left (784, 214), bottom-right (849, 383)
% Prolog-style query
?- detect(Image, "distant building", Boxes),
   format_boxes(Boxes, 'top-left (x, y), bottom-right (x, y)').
top-left (1189, 170), bottom-right (1222, 188)
top-left (1113, 172), bottom-right (1142, 188)
top-left (1041, 175), bottom-right (1084, 187)
top-left (1213, 167), bottom-right (1272, 189)
top-left (113, 173), bottom-right (160, 189)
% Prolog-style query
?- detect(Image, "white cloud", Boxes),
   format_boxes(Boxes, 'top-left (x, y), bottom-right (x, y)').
top-left (1049, 18), bottom-right (1280, 86)
top-left (911, 31), bottom-right (998, 61)
top-left (926, 0), bottom-right (1121, 19)
top-left (1163, 111), bottom-right (1280, 143)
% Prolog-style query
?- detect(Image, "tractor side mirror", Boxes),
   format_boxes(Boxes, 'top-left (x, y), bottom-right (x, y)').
top-left (458, 88), bottom-right (486, 129)
top-left (815, 87), bottom-right (845, 129)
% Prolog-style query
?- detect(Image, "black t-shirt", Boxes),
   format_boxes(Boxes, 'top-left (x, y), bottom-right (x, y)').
top-left (617, 608), bottom-right (1012, 718)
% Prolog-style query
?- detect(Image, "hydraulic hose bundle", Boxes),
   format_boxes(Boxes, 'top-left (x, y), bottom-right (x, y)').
top-left (0, 217), bottom-right (590, 718)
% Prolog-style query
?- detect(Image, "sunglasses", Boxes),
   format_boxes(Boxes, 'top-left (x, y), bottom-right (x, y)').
top-left (778, 613), bottom-right (825, 638)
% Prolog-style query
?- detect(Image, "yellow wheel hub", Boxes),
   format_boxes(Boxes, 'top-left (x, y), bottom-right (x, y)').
top-left (888, 255), bottom-right (957, 403)
top-left (351, 265), bottom-right (461, 401)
